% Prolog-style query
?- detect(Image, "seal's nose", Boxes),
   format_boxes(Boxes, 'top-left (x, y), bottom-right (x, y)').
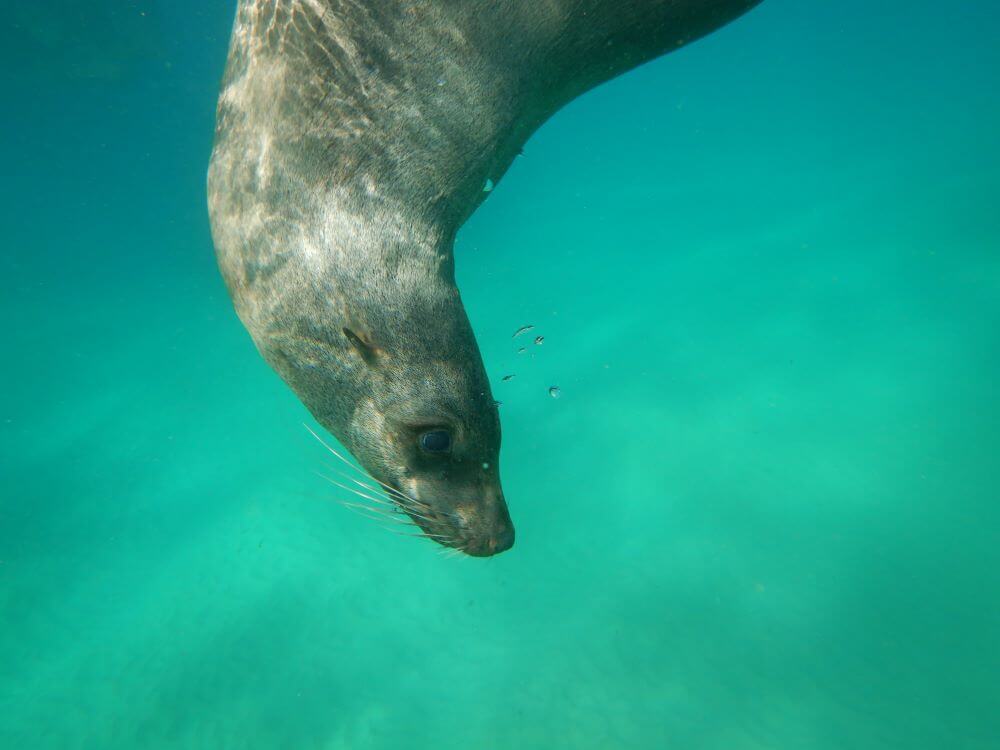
top-left (487, 523), bottom-right (515, 555)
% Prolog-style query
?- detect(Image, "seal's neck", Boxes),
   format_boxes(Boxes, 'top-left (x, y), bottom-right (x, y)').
top-left (214, 0), bottom-right (761, 236)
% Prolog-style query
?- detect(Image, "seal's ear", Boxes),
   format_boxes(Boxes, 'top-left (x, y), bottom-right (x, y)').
top-left (343, 327), bottom-right (380, 366)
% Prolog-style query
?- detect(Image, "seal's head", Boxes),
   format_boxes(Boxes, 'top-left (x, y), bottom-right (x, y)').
top-left (340, 296), bottom-right (513, 556)
top-left (277, 270), bottom-right (514, 557)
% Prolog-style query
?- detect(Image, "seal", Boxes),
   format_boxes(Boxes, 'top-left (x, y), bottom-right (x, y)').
top-left (207, 0), bottom-right (761, 556)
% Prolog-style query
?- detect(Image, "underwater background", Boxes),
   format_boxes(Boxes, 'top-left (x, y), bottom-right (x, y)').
top-left (2, 1), bottom-right (998, 748)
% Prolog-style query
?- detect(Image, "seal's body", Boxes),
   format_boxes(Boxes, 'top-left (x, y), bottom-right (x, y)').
top-left (208, 0), bottom-right (761, 555)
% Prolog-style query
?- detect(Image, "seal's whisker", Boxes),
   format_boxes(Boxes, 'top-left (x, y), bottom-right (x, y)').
top-left (342, 477), bottom-right (435, 522)
top-left (417, 532), bottom-right (453, 545)
top-left (400, 508), bottom-right (438, 526)
top-left (332, 470), bottom-right (386, 498)
top-left (382, 527), bottom-right (440, 539)
top-left (333, 494), bottom-right (403, 518)
top-left (338, 497), bottom-right (417, 527)
top-left (317, 479), bottom-right (454, 548)
top-left (307, 424), bottom-right (434, 512)
top-left (378, 482), bottom-right (434, 511)
top-left (316, 473), bottom-right (418, 525)
top-left (320, 464), bottom-right (439, 524)
top-left (358, 474), bottom-right (433, 513)
top-left (307, 425), bottom-right (377, 479)
top-left (390, 528), bottom-right (455, 545)
top-left (421, 532), bottom-right (451, 541)
top-left (324, 476), bottom-right (427, 521)
top-left (337, 499), bottom-right (416, 527)
top-left (361, 474), bottom-right (435, 515)
top-left (317, 473), bottom-right (403, 511)
top-left (336, 500), bottom-right (402, 525)
top-left (323, 463), bottom-right (395, 499)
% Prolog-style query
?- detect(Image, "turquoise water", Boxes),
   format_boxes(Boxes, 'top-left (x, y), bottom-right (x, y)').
top-left (2, 2), bottom-right (999, 748)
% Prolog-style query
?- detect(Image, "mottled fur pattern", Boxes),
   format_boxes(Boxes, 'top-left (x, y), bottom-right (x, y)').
top-left (207, 0), bottom-right (760, 555)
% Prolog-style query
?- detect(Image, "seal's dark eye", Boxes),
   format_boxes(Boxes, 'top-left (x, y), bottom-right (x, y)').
top-left (420, 430), bottom-right (451, 453)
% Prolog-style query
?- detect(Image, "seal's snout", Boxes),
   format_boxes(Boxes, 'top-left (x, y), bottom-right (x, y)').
top-left (490, 523), bottom-right (516, 555)
top-left (495, 523), bottom-right (516, 552)
top-left (415, 485), bottom-right (514, 557)
top-left (464, 520), bottom-right (515, 557)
